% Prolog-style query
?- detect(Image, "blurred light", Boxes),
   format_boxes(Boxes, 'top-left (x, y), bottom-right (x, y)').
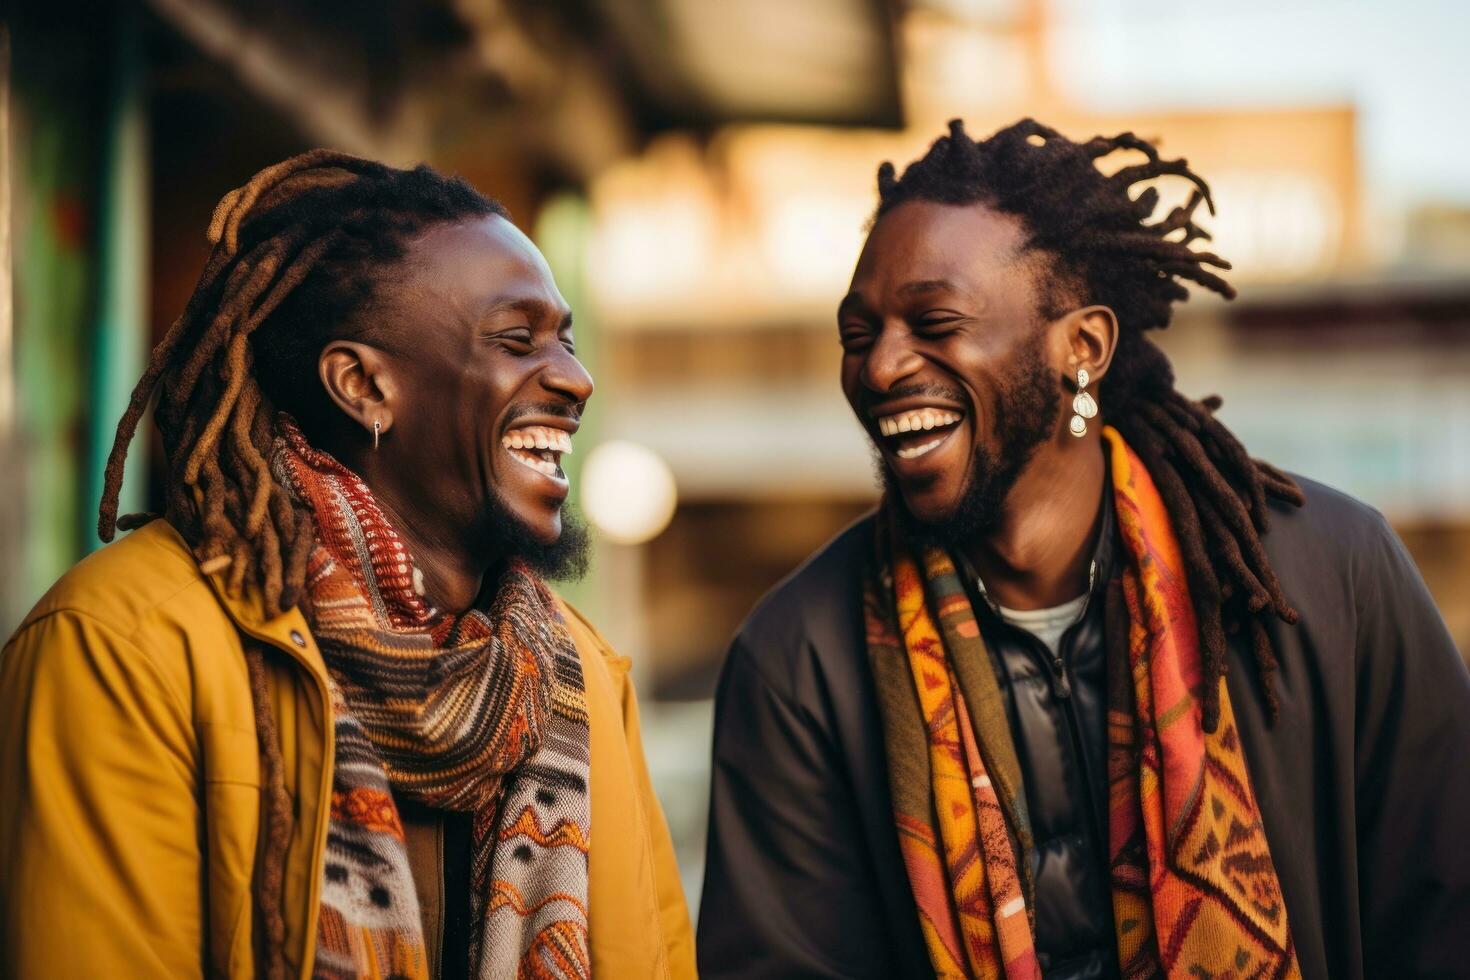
top-left (587, 136), bottom-right (716, 317)
top-left (760, 189), bottom-right (869, 296)
top-left (581, 440), bottom-right (678, 545)
top-left (903, 13), bottom-right (1029, 118)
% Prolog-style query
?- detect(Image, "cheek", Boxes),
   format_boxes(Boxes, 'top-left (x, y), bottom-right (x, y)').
top-left (840, 356), bottom-right (865, 405)
top-left (400, 368), bottom-right (488, 473)
top-left (450, 359), bottom-right (506, 420)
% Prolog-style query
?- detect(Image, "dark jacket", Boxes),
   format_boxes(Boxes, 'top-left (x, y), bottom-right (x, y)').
top-left (697, 478), bottom-right (1470, 979)
top-left (949, 493), bottom-right (1118, 979)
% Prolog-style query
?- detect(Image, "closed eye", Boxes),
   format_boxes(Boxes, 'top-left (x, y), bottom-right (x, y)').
top-left (915, 311), bottom-right (965, 329)
top-left (840, 322), bottom-right (875, 350)
top-left (491, 327), bottom-right (534, 353)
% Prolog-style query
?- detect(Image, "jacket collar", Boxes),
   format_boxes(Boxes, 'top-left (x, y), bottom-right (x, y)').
top-left (200, 558), bottom-right (329, 684)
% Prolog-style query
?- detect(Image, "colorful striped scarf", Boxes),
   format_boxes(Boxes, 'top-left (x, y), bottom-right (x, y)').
top-left (276, 420), bottom-right (592, 979)
top-left (864, 426), bottom-right (1298, 978)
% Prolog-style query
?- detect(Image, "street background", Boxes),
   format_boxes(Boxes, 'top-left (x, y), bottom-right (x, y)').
top-left (5, 0), bottom-right (1469, 914)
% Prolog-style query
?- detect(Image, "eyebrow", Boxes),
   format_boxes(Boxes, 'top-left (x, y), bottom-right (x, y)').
top-left (486, 297), bottom-right (574, 330)
top-left (897, 278), bottom-right (957, 297)
top-left (838, 278), bottom-right (961, 319)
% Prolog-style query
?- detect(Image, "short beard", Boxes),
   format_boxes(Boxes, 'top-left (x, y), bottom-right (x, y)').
top-left (484, 491), bottom-right (591, 583)
top-left (883, 329), bottom-right (1059, 542)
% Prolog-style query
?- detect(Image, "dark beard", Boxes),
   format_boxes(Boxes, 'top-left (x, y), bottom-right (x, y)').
top-left (882, 329), bottom-right (1059, 541)
top-left (484, 492), bottom-right (591, 583)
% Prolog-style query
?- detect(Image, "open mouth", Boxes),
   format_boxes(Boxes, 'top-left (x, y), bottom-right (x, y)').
top-left (502, 425), bottom-right (573, 482)
top-left (876, 407), bottom-right (963, 460)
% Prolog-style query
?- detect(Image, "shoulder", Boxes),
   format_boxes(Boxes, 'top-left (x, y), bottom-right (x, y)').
top-left (15, 519), bottom-right (220, 642)
top-left (553, 596), bottom-right (622, 664)
top-left (1261, 474), bottom-right (1436, 641)
top-left (1262, 475), bottom-right (1405, 582)
top-left (726, 512), bottom-right (875, 700)
top-left (552, 590), bottom-right (640, 696)
top-left (1266, 474), bottom-right (1394, 548)
top-left (5, 520), bottom-right (233, 708)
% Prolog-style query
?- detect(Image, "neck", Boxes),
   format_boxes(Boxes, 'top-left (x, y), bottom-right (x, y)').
top-left (382, 499), bottom-right (493, 615)
top-left (351, 458), bottom-right (498, 616)
top-left (290, 422), bottom-right (500, 617)
top-left (961, 436), bottom-right (1107, 611)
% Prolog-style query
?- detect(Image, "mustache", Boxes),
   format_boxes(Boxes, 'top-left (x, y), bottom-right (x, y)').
top-left (859, 382), bottom-right (967, 415)
top-left (504, 401), bottom-right (583, 425)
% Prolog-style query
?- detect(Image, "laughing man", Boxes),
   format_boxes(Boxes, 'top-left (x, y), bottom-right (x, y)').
top-left (698, 120), bottom-right (1470, 979)
top-left (1, 152), bottom-right (694, 979)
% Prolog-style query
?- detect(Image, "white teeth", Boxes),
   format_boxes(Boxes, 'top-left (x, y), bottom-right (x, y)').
top-left (501, 425), bottom-right (573, 481)
top-left (897, 438), bottom-right (944, 459)
top-left (876, 409), bottom-right (961, 438)
top-left (501, 426), bottom-right (574, 456)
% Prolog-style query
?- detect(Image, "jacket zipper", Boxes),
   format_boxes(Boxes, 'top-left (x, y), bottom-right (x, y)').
top-left (1049, 559), bottom-right (1107, 868)
top-left (972, 557), bottom-right (1107, 851)
top-left (1045, 558), bottom-right (1096, 694)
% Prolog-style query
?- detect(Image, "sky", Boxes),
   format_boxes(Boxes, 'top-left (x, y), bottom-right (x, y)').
top-left (1050, 0), bottom-right (1470, 208)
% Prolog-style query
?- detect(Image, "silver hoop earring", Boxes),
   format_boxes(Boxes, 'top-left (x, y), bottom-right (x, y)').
top-left (373, 419), bottom-right (381, 451)
top-left (1069, 368), bottom-right (1097, 437)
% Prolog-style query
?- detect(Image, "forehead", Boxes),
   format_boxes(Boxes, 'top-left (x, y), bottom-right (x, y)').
top-left (849, 200), bottom-right (1032, 297)
top-left (392, 213), bottom-right (566, 312)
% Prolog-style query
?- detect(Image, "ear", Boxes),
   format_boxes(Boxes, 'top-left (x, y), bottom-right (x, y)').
top-left (1064, 305), bottom-right (1118, 385)
top-left (318, 341), bottom-right (398, 439)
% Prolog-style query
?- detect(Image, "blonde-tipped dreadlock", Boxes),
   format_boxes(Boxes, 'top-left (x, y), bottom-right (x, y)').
top-left (876, 119), bottom-right (1304, 733)
top-left (97, 149), bottom-right (503, 974)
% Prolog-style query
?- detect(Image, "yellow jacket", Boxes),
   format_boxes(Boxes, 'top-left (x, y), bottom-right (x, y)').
top-left (0, 520), bottom-right (696, 979)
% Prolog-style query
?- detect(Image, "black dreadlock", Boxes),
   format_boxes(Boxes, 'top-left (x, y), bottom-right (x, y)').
top-left (876, 118), bottom-right (1304, 733)
top-left (96, 150), bottom-right (503, 975)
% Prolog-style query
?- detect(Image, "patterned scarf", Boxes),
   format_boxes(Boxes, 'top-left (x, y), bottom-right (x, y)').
top-left (275, 420), bottom-right (592, 979)
top-left (864, 426), bottom-right (1298, 979)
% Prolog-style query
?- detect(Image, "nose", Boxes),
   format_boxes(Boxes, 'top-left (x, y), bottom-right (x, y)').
top-left (860, 321), bottom-right (923, 393)
top-left (542, 346), bottom-right (595, 407)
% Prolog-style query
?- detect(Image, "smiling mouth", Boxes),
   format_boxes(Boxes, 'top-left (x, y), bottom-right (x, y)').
top-left (876, 408), bottom-right (963, 460)
top-left (502, 425), bottom-right (573, 481)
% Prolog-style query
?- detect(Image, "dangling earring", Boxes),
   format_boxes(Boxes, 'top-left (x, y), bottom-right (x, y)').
top-left (1069, 368), bottom-right (1097, 437)
top-left (373, 419), bottom-right (381, 450)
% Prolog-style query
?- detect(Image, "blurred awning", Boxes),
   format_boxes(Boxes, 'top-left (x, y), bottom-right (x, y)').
top-left (143, 0), bottom-right (904, 178)
top-left (581, 0), bottom-right (903, 129)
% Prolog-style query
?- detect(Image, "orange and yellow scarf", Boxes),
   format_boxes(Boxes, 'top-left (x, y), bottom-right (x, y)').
top-left (864, 427), bottom-right (1298, 979)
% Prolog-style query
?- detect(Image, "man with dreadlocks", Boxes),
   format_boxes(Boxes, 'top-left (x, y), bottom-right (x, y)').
top-left (699, 119), bottom-right (1470, 979)
top-left (0, 152), bottom-right (694, 978)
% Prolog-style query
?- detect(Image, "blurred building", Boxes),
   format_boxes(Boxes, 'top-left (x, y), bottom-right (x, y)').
top-left (573, 0), bottom-right (1470, 702)
top-left (3, 0), bottom-right (1468, 916)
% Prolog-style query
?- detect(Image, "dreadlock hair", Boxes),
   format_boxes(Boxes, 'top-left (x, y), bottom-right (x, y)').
top-left (875, 119), bottom-right (1305, 733)
top-left (96, 149), bottom-right (504, 975)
